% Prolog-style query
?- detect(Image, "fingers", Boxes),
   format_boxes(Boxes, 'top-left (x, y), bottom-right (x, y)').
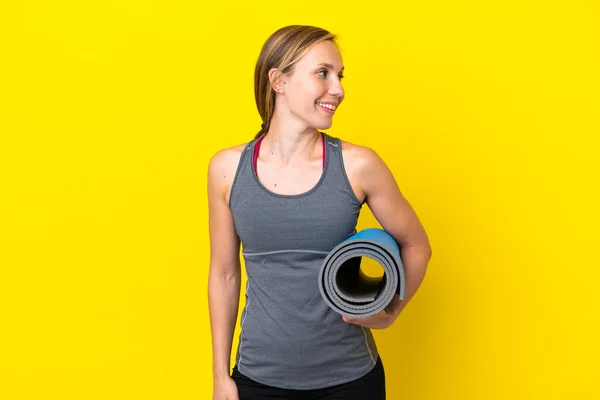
top-left (342, 314), bottom-right (371, 326)
top-left (342, 312), bottom-right (394, 329)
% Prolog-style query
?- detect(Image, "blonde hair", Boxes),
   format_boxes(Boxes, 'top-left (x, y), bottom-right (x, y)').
top-left (254, 25), bottom-right (337, 139)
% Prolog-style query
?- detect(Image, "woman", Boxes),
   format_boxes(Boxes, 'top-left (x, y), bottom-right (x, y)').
top-left (208, 25), bottom-right (432, 400)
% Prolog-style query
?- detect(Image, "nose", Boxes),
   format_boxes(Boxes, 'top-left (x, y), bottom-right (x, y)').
top-left (329, 77), bottom-right (344, 100)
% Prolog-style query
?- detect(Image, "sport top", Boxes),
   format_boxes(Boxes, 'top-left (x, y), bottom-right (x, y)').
top-left (228, 131), bottom-right (379, 390)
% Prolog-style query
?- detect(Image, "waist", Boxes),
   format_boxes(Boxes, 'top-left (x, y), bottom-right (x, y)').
top-left (236, 308), bottom-right (377, 389)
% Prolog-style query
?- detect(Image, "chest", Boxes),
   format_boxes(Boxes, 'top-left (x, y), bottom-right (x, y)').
top-left (254, 159), bottom-right (323, 196)
top-left (231, 192), bottom-right (360, 253)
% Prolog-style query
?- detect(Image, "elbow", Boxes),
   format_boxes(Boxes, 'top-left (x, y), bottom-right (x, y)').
top-left (209, 261), bottom-right (241, 281)
top-left (419, 245), bottom-right (433, 265)
top-left (424, 244), bottom-right (433, 260)
top-left (208, 264), bottom-right (241, 296)
top-left (418, 235), bottom-right (433, 260)
top-left (404, 241), bottom-right (432, 261)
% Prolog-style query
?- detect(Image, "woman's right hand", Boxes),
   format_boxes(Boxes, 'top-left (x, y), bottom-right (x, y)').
top-left (213, 376), bottom-right (239, 400)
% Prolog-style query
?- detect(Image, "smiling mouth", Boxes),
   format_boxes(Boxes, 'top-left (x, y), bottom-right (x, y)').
top-left (316, 102), bottom-right (337, 112)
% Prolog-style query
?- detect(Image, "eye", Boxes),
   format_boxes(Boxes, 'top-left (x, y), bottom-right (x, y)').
top-left (317, 69), bottom-right (345, 82)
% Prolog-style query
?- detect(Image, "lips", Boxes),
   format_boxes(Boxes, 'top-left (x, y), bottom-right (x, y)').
top-left (316, 102), bottom-right (337, 114)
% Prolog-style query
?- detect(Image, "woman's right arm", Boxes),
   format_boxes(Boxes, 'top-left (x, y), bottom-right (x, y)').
top-left (207, 148), bottom-right (242, 399)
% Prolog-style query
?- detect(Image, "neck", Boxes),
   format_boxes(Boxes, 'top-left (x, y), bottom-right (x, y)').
top-left (261, 119), bottom-right (322, 166)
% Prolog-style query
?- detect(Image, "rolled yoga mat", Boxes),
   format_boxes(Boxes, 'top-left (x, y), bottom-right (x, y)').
top-left (318, 228), bottom-right (406, 318)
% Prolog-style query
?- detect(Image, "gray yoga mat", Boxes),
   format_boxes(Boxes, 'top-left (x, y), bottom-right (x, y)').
top-left (318, 228), bottom-right (406, 318)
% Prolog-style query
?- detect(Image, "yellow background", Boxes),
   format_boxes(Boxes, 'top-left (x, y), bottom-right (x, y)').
top-left (1, 1), bottom-right (598, 398)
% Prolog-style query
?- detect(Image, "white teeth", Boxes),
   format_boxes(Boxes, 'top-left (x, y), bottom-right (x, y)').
top-left (317, 102), bottom-right (336, 110)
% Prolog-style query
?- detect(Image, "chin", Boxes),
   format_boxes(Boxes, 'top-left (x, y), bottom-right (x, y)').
top-left (314, 120), bottom-right (333, 130)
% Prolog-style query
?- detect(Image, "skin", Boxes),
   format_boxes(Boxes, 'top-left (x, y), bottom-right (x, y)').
top-left (208, 40), bottom-right (432, 400)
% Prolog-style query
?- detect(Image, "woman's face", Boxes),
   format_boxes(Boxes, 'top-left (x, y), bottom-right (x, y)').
top-left (275, 40), bottom-right (345, 130)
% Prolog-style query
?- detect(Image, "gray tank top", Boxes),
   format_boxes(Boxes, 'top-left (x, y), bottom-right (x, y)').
top-left (228, 132), bottom-right (379, 390)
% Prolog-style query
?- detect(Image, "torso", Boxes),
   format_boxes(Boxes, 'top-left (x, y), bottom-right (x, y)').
top-left (225, 132), bottom-right (378, 389)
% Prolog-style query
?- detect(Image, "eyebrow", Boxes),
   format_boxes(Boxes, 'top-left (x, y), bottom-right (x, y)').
top-left (317, 63), bottom-right (345, 72)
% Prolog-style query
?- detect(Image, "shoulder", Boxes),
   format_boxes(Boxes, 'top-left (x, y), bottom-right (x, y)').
top-left (338, 137), bottom-right (387, 176)
top-left (337, 137), bottom-right (396, 201)
top-left (208, 142), bottom-right (248, 173)
top-left (207, 141), bottom-right (251, 199)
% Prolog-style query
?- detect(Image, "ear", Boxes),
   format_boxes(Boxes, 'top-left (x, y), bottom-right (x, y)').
top-left (268, 67), bottom-right (287, 93)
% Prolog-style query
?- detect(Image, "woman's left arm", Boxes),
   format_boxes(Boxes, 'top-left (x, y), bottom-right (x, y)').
top-left (343, 145), bottom-right (433, 329)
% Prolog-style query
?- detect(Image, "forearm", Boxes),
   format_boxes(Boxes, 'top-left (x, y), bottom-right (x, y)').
top-left (208, 264), bottom-right (241, 380)
top-left (388, 244), bottom-right (431, 316)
